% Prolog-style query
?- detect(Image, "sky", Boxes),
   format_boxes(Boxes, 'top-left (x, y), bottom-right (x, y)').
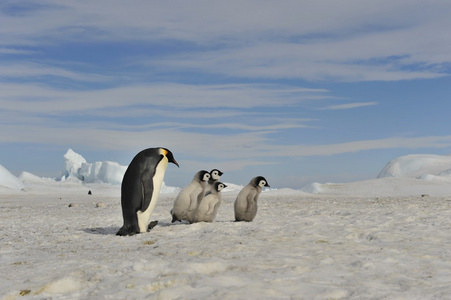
top-left (1, 0), bottom-right (451, 189)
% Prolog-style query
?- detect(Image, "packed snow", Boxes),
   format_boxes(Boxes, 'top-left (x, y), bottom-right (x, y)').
top-left (1, 152), bottom-right (451, 299)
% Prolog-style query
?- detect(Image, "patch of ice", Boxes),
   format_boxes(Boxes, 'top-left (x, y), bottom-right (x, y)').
top-left (79, 161), bottom-right (127, 185)
top-left (62, 148), bottom-right (87, 180)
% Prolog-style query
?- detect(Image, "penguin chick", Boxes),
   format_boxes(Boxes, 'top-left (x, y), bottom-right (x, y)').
top-left (234, 176), bottom-right (269, 222)
top-left (195, 182), bottom-right (227, 223)
top-left (171, 170), bottom-right (211, 223)
top-left (204, 169), bottom-right (224, 196)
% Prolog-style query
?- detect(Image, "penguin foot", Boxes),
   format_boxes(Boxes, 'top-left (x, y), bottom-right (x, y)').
top-left (116, 226), bottom-right (138, 236)
top-left (147, 220), bottom-right (158, 231)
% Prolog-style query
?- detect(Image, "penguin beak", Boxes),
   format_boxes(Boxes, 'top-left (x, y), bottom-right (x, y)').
top-left (171, 158), bottom-right (180, 168)
top-left (265, 183), bottom-right (270, 187)
top-left (164, 149), bottom-right (179, 167)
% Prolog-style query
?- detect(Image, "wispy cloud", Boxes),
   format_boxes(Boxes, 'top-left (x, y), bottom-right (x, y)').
top-left (0, 48), bottom-right (35, 55)
top-left (320, 102), bottom-right (378, 110)
top-left (246, 136), bottom-right (451, 159)
top-left (0, 62), bottom-right (109, 82)
top-left (0, 82), bottom-right (329, 114)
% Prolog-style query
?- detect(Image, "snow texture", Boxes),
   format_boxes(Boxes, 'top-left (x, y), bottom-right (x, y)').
top-left (1, 153), bottom-right (451, 299)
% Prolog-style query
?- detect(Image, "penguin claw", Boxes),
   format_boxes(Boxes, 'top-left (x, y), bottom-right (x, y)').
top-left (147, 220), bottom-right (158, 231)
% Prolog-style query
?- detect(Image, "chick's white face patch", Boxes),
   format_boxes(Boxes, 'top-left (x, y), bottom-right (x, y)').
top-left (203, 173), bottom-right (211, 181)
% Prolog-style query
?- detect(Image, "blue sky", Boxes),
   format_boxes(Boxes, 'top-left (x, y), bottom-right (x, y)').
top-left (1, 0), bottom-right (451, 188)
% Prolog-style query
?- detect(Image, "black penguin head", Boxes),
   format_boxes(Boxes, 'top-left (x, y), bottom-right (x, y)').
top-left (196, 170), bottom-right (210, 182)
top-left (210, 169), bottom-right (223, 181)
top-left (161, 148), bottom-right (179, 167)
top-left (214, 181), bottom-right (227, 192)
top-left (252, 176), bottom-right (270, 188)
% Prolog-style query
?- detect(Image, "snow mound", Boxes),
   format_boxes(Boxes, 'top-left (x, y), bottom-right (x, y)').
top-left (377, 154), bottom-right (451, 179)
top-left (0, 164), bottom-right (24, 190)
top-left (300, 182), bottom-right (323, 194)
top-left (19, 171), bottom-right (48, 183)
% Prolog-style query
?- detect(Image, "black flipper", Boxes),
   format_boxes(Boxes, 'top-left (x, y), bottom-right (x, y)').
top-left (140, 169), bottom-right (155, 213)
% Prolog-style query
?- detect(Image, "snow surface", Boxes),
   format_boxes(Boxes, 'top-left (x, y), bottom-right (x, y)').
top-left (1, 153), bottom-right (451, 299)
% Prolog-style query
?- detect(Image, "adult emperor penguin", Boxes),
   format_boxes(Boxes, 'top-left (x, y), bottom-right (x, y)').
top-left (171, 170), bottom-right (210, 223)
top-left (117, 147), bottom-right (179, 236)
top-left (234, 176), bottom-right (269, 222)
top-left (195, 182), bottom-right (227, 223)
top-left (204, 169), bottom-right (224, 196)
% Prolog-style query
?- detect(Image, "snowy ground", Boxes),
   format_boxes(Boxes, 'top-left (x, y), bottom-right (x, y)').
top-left (1, 179), bottom-right (451, 300)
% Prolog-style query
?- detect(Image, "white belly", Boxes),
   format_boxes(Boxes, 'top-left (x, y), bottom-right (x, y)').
top-left (137, 157), bottom-right (168, 233)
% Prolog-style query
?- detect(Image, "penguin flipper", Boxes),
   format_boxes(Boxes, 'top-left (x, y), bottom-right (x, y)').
top-left (140, 170), bottom-right (155, 212)
top-left (245, 191), bottom-right (257, 213)
top-left (205, 201), bottom-right (215, 216)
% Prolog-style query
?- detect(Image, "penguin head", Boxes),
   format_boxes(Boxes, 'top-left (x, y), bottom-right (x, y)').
top-left (160, 148), bottom-right (179, 167)
top-left (253, 176), bottom-right (269, 188)
top-left (210, 169), bottom-right (223, 181)
top-left (214, 181), bottom-right (227, 192)
top-left (196, 170), bottom-right (211, 182)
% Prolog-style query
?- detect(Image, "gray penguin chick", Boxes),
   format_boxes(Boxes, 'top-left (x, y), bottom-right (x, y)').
top-left (171, 170), bottom-right (210, 223)
top-left (234, 176), bottom-right (269, 222)
top-left (195, 182), bottom-right (227, 223)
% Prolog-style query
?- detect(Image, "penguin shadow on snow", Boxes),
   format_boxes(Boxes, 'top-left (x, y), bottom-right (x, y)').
top-left (83, 218), bottom-right (251, 236)
top-left (83, 220), bottom-right (160, 235)
top-left (82, 226), bottom-right (121, 235)
top-left (81, 219), bottom-right (191, 235)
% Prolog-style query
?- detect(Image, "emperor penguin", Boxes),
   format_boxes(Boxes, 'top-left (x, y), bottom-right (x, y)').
top-left (204, 169), bottom-right (224, 196)
top-left (234, 176), bottom-right (269, 222)
top-left (171, 170), bottom-right (211, 223)
top-left (195, 182), bottom-right (227, 223)
top-left (117, 147), bottom-right (179, 236)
